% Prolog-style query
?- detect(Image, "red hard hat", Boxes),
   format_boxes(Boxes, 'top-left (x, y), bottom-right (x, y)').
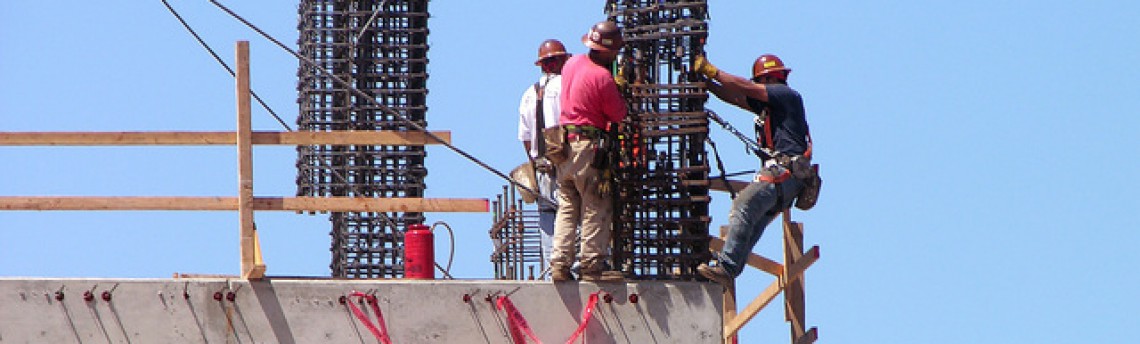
top-left (752, 54), bottom-right (791, 81)
top-left (535, 39), bottom-right (569, 65)
top-left (581, 21), bottom-right (624, 52)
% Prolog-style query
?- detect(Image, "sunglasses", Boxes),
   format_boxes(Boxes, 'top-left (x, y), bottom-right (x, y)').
top-left (540, 55), bottom-right (569, 65)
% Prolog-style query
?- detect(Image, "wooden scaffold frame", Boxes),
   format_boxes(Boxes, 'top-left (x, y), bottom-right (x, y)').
top-left (710, 209), bottom-right (820, 344)
top-left (0, 42), bottom-right (488, 280)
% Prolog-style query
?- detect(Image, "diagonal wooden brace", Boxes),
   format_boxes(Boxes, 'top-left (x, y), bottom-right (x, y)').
top-left (723, 245), bottom-right (819, 340)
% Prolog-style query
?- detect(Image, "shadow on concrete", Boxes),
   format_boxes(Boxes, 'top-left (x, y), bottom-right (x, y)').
top-left (248, 280), bottom-right (297, 344)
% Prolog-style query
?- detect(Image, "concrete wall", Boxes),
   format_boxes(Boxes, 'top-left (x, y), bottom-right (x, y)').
top-left (0, 278), bottom-right (723, 343)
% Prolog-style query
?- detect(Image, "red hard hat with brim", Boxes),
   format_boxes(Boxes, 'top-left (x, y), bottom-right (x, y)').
top-left (535, 39), bottom-right (569, 65)
top-left (582, 21), bottom-right (623, 52)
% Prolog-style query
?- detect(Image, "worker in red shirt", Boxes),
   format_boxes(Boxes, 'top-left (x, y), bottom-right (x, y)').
top-left (549, 21), bottom-right (627, 282)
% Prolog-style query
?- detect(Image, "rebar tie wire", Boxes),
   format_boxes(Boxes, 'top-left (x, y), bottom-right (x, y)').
top-left (203, 0), bottom-right (548, 203)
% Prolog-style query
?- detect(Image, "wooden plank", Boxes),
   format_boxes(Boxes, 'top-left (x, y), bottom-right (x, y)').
top-left (0, 197), bottom-right (239, 210)
top-left (236, 41), bottom-right (262, 280)
top-left (265, 131), bottom-right (451, 145)
top-left (0, 196), bottom-right (489, 212)
top-left (709, 179), bottom-right (750, 194)
top-left (719, 226), bottom-right (738, 344)
top-left (0, 131), bottom-right (452, 146)
top-left (794, 327), bottom-right (818, 344)
top-left (172, 273), bottom-right (239, 279)
top-left (784, 217), bottom-right (806, 339)
top-left (784, 246), bottom-right (820, 286)
top-left (252, 229), bottom-right (266, 270)
top-left (724, 245), bottom-right (819, 340)
top-left (724, 279), bottom-right (781, 340)
top-left (254, 197), bottom-right (490, 213)
top-left (709, 236), bottom-right (783, 277)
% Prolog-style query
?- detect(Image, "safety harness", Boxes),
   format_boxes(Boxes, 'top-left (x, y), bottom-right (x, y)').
top-left (755, 108), bottom-right (813, 175)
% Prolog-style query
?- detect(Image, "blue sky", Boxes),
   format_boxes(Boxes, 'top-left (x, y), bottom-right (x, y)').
top-left (2, 1), bottom-right (1138, 342)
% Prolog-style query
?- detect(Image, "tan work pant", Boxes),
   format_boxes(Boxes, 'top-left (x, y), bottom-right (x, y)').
top-left (550, 138), bottom-right (612, 270)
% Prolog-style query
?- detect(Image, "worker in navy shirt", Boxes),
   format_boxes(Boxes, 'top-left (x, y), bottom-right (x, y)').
top-left (693, 53), bottom-right (813, 284)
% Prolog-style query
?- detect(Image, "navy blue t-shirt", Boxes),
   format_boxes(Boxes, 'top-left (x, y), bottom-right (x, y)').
top-left (746, 84), bottom-right (809, 156)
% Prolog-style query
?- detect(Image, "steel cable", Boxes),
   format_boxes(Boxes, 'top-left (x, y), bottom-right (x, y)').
top-left (205, 0), bottom-right (550, 204)
top-left (160, 0), bottom-right (292, 131)
top-left (162, 0), bottom-right (419, 274)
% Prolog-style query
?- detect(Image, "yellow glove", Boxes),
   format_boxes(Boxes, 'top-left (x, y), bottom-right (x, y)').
top-left (693, 55), bottom-right (719, 79)
top-left (596, 168), bottom-right (614, 196)
top-left (614, 74), bottom-right (629, 92)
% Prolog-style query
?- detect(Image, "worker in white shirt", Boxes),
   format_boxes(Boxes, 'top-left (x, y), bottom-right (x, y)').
top-left (518, 39), bottom-right (571, 275)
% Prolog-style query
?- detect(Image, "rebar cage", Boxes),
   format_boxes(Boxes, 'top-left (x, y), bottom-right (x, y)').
top-left (608, 0), bottom-right (712, 280)
top-left (296, 0), bottom-right (430, 278)
top-left (487, 1), bottom-right (713, 281)
top-left (489, 186), bottom-right (546, 280)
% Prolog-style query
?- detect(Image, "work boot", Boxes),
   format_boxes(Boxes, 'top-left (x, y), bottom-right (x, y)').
top-left (579, 262), bottom-right (624, 283)
top-left (580, 270), bottom-right (624, 282)
top-left (697, 264), bottom-right (732, 285)
top-left (551, 266), bottom-right (575, 282)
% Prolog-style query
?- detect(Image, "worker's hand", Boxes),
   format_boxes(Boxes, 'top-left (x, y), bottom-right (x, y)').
top-left (614, 74), bottom-right (629, 93)
top-left (693, 55), bottom-right (719, 79)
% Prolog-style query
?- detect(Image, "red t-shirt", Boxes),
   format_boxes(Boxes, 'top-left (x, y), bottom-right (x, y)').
top-left (558, 54), bottom-right (627, 128)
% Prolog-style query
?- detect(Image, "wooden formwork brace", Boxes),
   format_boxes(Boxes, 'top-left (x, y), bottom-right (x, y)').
top-left (713, 210), bottom-right (820, 343)
top-left (236, 41), bottom-right (263, 280)
top-left (0, 41), bottom-right (486, 280)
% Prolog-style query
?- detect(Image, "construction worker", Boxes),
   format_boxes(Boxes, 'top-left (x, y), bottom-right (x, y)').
top-left (693, 53), bottom-right (814, 285)
top-left (549, 21), bottom-right (627, 282)
top-left (517, 39), bottom-right (570, 274)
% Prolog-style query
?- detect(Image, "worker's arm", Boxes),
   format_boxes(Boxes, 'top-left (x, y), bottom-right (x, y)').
top-left (602, 75), bottom-right (629, 123)
top-left (706, 79), bottom-right (750, 110)
top-left (713, 70), bottom-right (768, 103)
top-left (694, 55), bottom-right (769, 105)
top-left (518, 86), bottom-right (536, 158)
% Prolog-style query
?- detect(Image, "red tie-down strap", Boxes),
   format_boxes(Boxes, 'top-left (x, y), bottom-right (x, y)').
top-left (565, 292), bottom-right (602, 344)
top-left (346, 291), bottom-right (393, 344)
top-left (496, 295), bottom-right (544, 344)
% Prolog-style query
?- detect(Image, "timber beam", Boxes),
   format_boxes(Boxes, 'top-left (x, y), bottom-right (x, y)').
top-left (723, 245), bottom-right (819, 340)
top-left (0, 197), bottom-right (489, 213)
top-left (0, 131), bottom-right (452, 146)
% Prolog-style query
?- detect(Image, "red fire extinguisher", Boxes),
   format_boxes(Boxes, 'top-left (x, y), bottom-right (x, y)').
top-left (404, 223), bottom-right (434, 279)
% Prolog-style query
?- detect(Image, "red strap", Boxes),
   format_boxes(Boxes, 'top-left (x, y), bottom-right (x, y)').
top-left (565, 292), bottom-right (602, 344)
top-left (758, 169), bottom-right (792, 184)
top-left (496, 296), bottom-right (543, 344)
top-left (803, 131), bottom-right (813, 159)
top-left (764, 116), bottom-right (774, 150)
top-left (347, 291), bottom-right (393, 344)
top-left (763, 109), bottom-right (814, 159)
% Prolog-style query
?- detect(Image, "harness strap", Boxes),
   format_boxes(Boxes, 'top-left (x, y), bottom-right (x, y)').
top-left (757, 107), bottom-right (813, 160)
top-left (757, 169), bottom-right (792, 184)
top-left (533, 82), bottom-right (547, 157)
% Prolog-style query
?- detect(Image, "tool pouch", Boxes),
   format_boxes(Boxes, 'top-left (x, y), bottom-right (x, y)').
top-left (793, 158), bottom-right (822, 210)
top-left (589, 133), bottom-right (612, 170)
top-left (542, 126), bottom-right (569, 165)
top-left (510, 162), bottom-right (539, 204)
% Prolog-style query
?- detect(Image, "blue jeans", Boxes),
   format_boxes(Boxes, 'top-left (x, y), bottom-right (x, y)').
top-left (536, 169), bottom-right (558, 269)
top-left (717, 178), bottom-right (803, 277)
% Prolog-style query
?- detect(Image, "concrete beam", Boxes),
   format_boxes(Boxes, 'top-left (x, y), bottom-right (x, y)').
top-left (0, 278), bottom-right (723, 343)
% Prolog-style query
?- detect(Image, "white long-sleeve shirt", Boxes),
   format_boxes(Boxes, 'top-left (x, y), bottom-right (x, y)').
top-left (517, 74), bottom-right (562, 158)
